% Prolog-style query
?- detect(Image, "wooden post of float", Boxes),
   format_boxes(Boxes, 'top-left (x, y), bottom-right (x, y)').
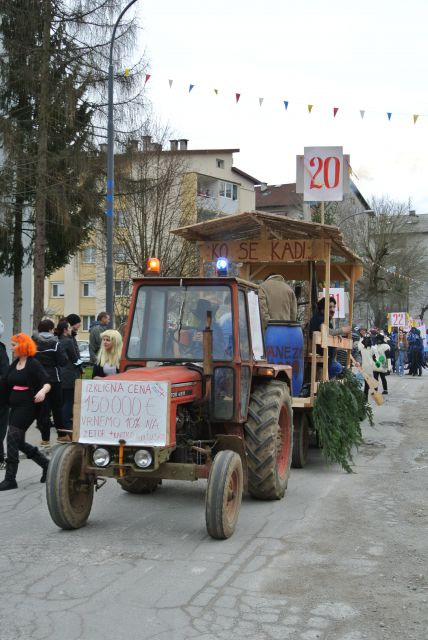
top-left (322, 241), bottom-right (331, 381)
top-left (198, 244), bottom-right (205, 276)
top-left (347, 266), bottom-right (355, 368)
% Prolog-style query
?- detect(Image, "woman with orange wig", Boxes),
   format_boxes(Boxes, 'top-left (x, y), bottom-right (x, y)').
top-left (0, 333), bottom-right (51, 491)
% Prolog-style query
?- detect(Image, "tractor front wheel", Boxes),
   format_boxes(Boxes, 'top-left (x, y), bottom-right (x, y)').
top-left (244, 380), bottom-right (293, 500)
top-left (205, 450), bottom-right (243, 540)
top-left (46, 444), bottom-right (94, 530)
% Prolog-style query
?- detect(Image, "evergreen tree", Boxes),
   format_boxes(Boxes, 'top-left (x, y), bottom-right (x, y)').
top-left (0, 0), bottom-right (147, 327)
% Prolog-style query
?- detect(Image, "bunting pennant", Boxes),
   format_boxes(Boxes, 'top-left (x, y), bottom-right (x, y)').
top-left (140, 72), bottom-right (426, 125)
top-left (362, 258), bottom-right (425, 285)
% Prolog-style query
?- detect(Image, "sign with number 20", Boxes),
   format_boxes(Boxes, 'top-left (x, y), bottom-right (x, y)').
top-left (303, 146), bottom-right (344, 202)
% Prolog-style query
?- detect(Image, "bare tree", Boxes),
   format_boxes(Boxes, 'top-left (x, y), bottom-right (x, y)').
top-left (417, 297), bottom-right (428, 322)
top-left (341, 196), bottom-right (428, 327)
top-left (114, 129), bottom-right (199, 279)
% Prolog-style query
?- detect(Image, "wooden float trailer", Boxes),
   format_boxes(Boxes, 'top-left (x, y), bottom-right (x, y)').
top-left (173, 211), bottom-right (364, 465)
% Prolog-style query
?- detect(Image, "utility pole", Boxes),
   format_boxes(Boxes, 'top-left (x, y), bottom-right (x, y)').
top-left (106, 0), bottom-right (139, 324)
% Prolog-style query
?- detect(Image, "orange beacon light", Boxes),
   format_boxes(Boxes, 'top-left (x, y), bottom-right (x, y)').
top-left (146, 257), bottom-right (161, 273)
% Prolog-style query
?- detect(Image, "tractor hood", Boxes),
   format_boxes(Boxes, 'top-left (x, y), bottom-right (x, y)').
top-left (114, 365), bottom-right (202, 386)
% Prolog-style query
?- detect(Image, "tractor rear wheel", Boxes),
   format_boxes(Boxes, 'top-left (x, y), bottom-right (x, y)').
top-left (117, 476), bottom-right (160, 494)
top-left (244, 380), bottom-right (293, 500)
top-left (205, 450), bottom-right (243, 539)
top-left (291, 411), bottom-right (310, 468)
top-left (46, 444), bottom-right (94, 530)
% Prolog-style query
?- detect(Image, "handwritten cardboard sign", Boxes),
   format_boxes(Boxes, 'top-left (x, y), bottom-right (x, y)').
top-left (74, 379), bottom-right (170, 446)
top-left (199, 239), bottom-right (326, 264)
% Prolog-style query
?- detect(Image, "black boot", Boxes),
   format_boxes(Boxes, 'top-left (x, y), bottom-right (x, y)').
top-left (0, 462), bottom-right (18, 491)
top-left (28, 448), bottom-right (49, 483)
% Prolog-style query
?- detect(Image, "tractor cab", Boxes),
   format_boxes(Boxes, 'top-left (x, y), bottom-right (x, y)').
top-left (120, 277), bottom-right (285, 424)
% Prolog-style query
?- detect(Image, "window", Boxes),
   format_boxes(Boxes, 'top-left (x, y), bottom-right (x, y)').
top-left (114, 245), bottom-right (129, 263)
top-left (115, 280), bottom-right (131, 297)
top-left (216, 158), bottom-right (224, 169)
top-left (81, 246), bottom-right (96, 264)
top-left (127, 284), bottom-right (233, 362)
top-left (219, 181), bottom-right (238, 200)
top-left (82, 315), bottom-right (96, 331)
top-left (82, 281), bottom-right (96, 297)
top-left (51, 282), bottom-right (64, 298)
top-left (238, 290), bottom-right (250, 361)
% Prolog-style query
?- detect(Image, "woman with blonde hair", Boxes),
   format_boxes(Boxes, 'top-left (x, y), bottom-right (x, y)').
top-left (92, 330), bottom-right (123, 378)
top-left (0, 333), bottom-right (51, 490)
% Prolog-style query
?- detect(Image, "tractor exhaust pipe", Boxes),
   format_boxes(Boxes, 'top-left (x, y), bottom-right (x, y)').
top-left (202, 311), bottom-right (213, 403)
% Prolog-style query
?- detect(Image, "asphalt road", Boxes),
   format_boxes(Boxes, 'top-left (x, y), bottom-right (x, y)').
top-left (1, 373), bottom-right (427, 640)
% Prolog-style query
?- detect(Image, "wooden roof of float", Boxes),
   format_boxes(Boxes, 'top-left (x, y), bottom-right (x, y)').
top-left (172, 211), bottom-right (362, 264)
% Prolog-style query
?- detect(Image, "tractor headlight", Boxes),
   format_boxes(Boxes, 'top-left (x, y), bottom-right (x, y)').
top-left (93, 448), bottom-right (110, 467)
top-left (134, 449), bottom-right (153, 468)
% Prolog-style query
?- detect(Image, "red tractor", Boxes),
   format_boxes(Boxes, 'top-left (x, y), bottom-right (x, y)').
top-left (46, 276), bottom-right (293, 539)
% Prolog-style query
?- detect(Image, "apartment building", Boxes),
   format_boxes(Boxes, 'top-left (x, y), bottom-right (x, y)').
top-left (45, 140), bottom-right (260, 338)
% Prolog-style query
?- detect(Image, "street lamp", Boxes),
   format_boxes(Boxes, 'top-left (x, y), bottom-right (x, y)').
top-left (339, 209), bottom-right (375, 225)
top-left (106, 0), bottom-right (139, 324)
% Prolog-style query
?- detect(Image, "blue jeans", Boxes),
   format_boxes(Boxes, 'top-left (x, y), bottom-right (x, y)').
top-left (328, 359), bottom-right (343, 379)
top-left (397, 350), bottom-right (405, 375)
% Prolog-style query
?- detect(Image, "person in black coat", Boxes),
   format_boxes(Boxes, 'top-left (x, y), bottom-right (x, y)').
top-left (57, 318), bottom-right (82, 440)
top-left (34, 318), bottom-right (68, 444)
top-left (0, 333), bottom-right (51, 491)
top-left (0, 319), bottom-right (10, 469)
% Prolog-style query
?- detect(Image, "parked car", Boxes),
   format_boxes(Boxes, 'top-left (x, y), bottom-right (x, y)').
top-left (77, 340), bottom-right (90, 366)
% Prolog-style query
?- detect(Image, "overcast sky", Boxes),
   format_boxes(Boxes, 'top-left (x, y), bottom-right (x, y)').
top-left (133, 0), bottom-right (428, 212)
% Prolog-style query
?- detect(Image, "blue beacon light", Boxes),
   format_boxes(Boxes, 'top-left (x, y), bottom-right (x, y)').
top-left (216, 257), bottom-right (229, 276)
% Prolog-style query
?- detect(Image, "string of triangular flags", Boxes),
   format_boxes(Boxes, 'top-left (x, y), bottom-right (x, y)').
top-left (362, 258), bottom-right (425, 285)
top-left (133, 72), bottom-right (424, 124)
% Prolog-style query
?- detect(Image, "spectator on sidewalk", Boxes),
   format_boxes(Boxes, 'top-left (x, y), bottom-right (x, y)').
top-left (396, 329), bottom-right (408, 376)
top-left (34, 318), bottom-right (68, 446)
top-left (409, 328), bottom-right (423, 376)
top-left (372, 333), bottom-right (390, 394)
top-left (389, 326), bottom-right (398, 373)
top-left (0, 319), bottom-right (10, 470)
top-left (357, 334), bottom-right (375, 399)
top-left (61, 315), bottom-right (84, 439)
top-left (0, 333), bottom-right (50, 491)
top-left (89, 312), bottom-right (110, 365)
top-left (92, 330), bottom-right (123, 378)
